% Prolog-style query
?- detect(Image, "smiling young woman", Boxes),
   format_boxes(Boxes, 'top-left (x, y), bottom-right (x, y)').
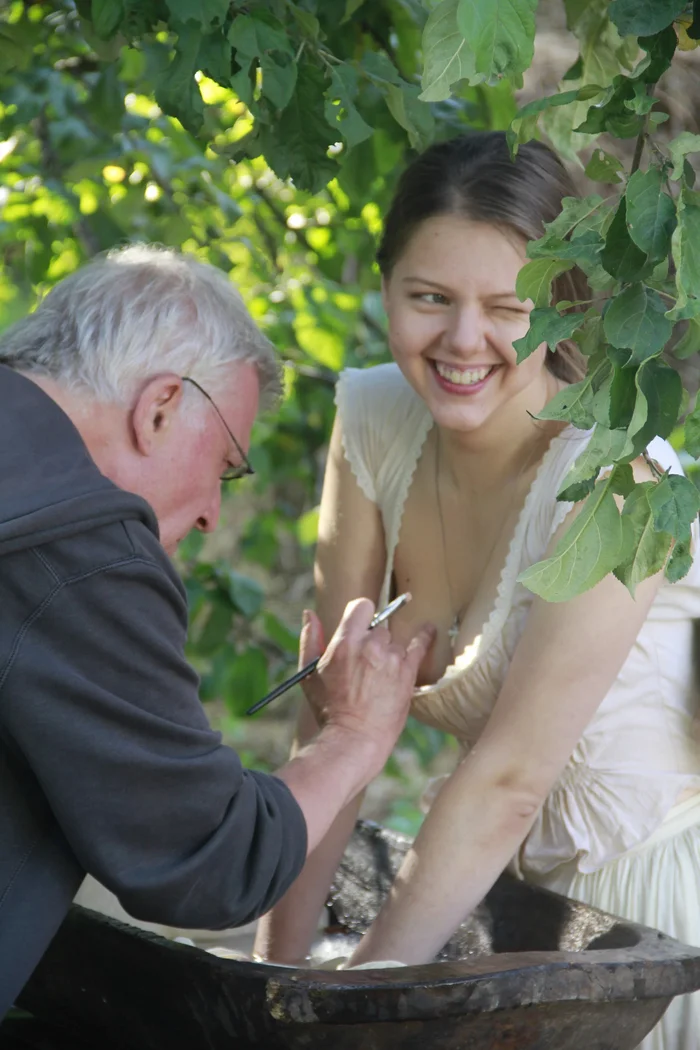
top-left (254, 132), bottom-right (700, 1050)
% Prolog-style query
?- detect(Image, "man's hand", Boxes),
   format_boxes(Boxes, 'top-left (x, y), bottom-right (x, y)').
top-left (299, 599), bottom-right (435, 765)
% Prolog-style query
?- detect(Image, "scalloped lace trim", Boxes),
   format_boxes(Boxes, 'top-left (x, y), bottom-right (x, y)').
top-left (416, 427), bottom-right (580, 695)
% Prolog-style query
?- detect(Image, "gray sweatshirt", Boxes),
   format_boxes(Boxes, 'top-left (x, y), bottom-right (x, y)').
top-left (0, 366), bottom-right (307, 1016)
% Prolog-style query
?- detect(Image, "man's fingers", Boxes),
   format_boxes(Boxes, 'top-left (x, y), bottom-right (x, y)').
top-left (299, 609), bottom-right (324, 669)
top-left (336, 597), bottom-right (377, 640)
top-left (405, 623), bottom-right (436, 675)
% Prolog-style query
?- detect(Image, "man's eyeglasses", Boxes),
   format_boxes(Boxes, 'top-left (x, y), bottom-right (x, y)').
top-left (182, 376), bottom-right (255, 482)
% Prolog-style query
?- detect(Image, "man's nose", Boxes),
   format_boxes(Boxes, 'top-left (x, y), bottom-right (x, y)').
top-left (196, 487), bottom-right (222, 534)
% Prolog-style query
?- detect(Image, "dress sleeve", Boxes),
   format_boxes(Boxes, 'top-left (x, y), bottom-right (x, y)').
top-left (335, 367), bottom-right (381, 503)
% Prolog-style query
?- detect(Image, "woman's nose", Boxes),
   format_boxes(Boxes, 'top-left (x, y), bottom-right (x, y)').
top-left (446, 305), bottom-right (484, 355)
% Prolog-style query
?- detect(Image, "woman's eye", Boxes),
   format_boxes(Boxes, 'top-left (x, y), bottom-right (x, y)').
top-left (410, 292), bottom-right (449, 305)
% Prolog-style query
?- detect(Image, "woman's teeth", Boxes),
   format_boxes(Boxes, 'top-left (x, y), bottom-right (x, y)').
top-left (434, 362), bottom-right (493, 386)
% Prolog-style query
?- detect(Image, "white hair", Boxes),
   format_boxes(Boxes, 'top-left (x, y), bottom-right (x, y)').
top-left (0, 244), bottom-right (282, 407)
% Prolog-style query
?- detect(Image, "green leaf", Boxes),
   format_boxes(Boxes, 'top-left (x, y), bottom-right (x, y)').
top-left (166, 0), bottom-right (229, 31)
top-left (518, 470), bottom-right (634, 602)
top-left (574, 315), bottom-right (604, 357)
top-left (625, 168), bottom-right (677, 261)
top-left (262, 612), bottom-right (300, 655)
top-left (513, 307), bottom-right (585, 363)
top-left (603, 284), bottom-right (673, 362)
top-left (257, 62), bottom-right (337, 193)
top-left (218, 567), bottom-right (265, 618)
top-left (91, 0), bottom-right (123, 39)
top-left (609, 0), bottom-right (687, 37)
top-left (669, 132), bottom-right (700, 180)
top-left (260, 53), bottom-right (297, 110)
top-left (684, 405), bottom-right (700, 458)
top-left (636, 25), bottom-right (679, 82)
top-left (223, 647), bottom-right (269, 718)
top-left (384, 82), bottom-right (435, 150)
top-left (508, 89), bottom-right (583, 147)
top-left (297, 506), bottom-right (320, 546)
top-left (229, 13), bottom-right (291, 58)
top-left (584, 148), bottom-right (624, 184)
top-left (666, 534), bottom-right (694, 583)
top-left (557, 424), bottom-right (631, 502)
top-left (420, 0), bottom-right (477, 101)
top-left (325, 65), bottom-right (373, 149)
top-left (342, 0), bottom-right (367, 23)
top-left (529, 195), bottom-right (604, 249)
top-left (648, 474), bottom-right (700, 540)
top-left (527, 230), bottom-right (604, 274)
top-left (537, 358), bottom-right (611, 429)
top-left (154, 28), bottom-right (204, 135)
top-left (613, 483), bottom-right (674, 596)
top-left (196, 599), bottom-right (233, 657)
top-left (605, 363), bottom-right (637, 428)
top-left (671, 189), bottom-right (700, 314)
top-left (197, 31), bottom-right (233, 86)
top-left (673, 317), bottom-right (700, 359)
top-left (621, 359), bottom-right (683, 458)
top-left (516, 258), bottom-right (575, 308)
top-left (601, 198), bottom-right (651, 282)
top-left (456, 0), bottom-right (537, 81)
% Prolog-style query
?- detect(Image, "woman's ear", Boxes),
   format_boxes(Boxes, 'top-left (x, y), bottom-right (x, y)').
top-left (130, 374), bottom-right (184, 457)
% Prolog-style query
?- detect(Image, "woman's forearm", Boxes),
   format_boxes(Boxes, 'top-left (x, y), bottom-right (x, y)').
top-left (254, 790), bottom-right (365, 964)
top-left (347, 760), bottom-right (541, 966)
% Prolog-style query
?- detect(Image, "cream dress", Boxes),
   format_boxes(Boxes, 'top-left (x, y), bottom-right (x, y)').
top-left (337, 363), bottom-right (700, 1050)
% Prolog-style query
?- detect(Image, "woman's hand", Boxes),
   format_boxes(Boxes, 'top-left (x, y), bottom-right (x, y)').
top-left (301, 598), bottom-right (435, 772)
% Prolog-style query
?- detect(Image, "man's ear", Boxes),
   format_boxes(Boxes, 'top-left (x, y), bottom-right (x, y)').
top-left (130, 374), bottom-right (184, 457)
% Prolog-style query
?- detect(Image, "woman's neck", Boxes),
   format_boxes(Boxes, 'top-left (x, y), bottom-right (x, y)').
top-left (436, 371), bottom-right (566, 493)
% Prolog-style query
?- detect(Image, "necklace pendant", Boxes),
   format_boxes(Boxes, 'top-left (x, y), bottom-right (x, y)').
top-left (447, 615), bottom-right (460, 648)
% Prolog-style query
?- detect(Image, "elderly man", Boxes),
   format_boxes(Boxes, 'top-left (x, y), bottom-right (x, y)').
top-left (0, 245), bottom-right (433, 1015)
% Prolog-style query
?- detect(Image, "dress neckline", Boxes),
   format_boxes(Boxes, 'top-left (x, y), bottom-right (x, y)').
top-left (402, 421), bottom-right (579, 696)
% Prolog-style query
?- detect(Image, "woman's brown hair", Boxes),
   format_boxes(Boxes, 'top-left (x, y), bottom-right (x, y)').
top-left (377, 131), bottom-right (588, 383)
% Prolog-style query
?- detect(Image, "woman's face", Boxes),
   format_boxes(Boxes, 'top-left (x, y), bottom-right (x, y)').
top-left (382, 215), bottom-right (552, 437)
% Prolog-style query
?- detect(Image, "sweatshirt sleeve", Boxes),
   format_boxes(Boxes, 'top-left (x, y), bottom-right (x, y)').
top-left (1, 540), bottom-right (308, 930)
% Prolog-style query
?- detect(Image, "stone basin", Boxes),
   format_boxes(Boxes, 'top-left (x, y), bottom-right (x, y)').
top-left (7, 820), bottom-right (700, 1049)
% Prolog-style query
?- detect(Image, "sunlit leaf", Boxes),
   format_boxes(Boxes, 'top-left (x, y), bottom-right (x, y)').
top-left (603, 283), bottom-right (673, 362)
top-left (584, 148), bottom-right (624, 183)
top-left (420, 0), bottom-right (477, 102)
top-left (513, 307), bottom-right (585, 363)
top-left (625, 167), bottom-right (677, 260)
top-left (671, 188), bottom-right (700, 314)
top-left (519, 469), bottom-right (634, 601)
top-left (684, 404), bottom-right (700, 458)
top-left (669, 132), bottom-right (700, 180)
top-left (516, 258), bottom-right (574, 308)
top-left (609, 0), bottom-right (686, 37)
top-left (456, 0), bottom-right (538, 81)
top-left (601, 198), bottom-right (650, 282)
top-left (648, 473), bottom-right (700, 540)
top-left (614, 483), bottom-right (673, 595)
top-left (557, 424), bottom-right (630, 502)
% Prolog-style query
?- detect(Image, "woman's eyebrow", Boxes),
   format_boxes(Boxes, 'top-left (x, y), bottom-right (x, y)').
top-left (401, 275), bottom-right (445, 287)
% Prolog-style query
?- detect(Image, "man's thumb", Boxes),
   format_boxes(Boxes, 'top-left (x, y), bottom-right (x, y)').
top-left (299, 609), bottom-right (324, 668)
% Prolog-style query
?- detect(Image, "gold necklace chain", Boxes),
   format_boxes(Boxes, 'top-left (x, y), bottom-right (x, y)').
top-left (434, 426), bottom-right (544, 653)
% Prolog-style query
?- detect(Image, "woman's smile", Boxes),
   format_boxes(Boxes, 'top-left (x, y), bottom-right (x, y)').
top-left (430, 360), bottom-right (499, 394)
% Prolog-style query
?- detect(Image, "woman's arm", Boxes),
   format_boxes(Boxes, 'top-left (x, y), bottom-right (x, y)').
top-left (254, 415), bottom-right (388, 964)
top-left (347, 469), bottom-right (666, 966)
